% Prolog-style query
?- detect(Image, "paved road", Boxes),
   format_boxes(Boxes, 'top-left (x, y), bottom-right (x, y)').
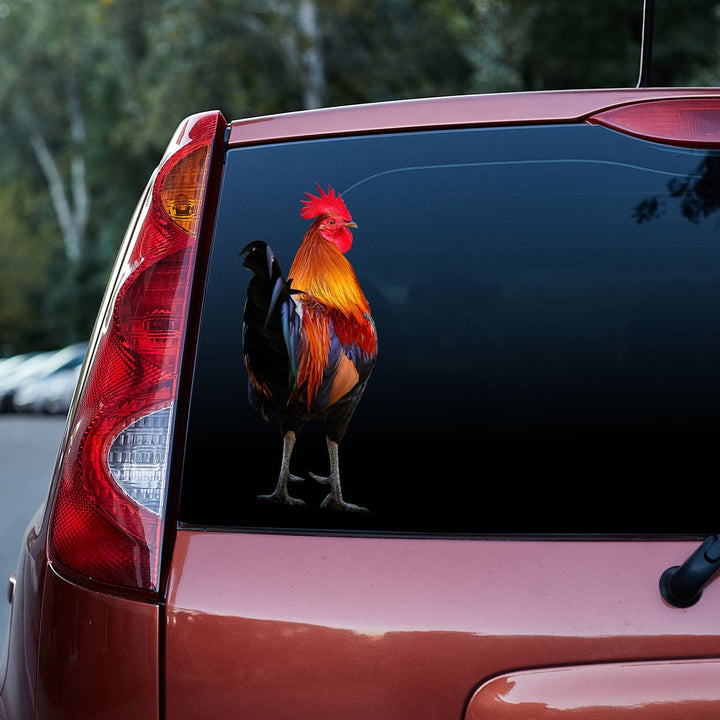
top-left (0, 415), bottom-right (66, 640)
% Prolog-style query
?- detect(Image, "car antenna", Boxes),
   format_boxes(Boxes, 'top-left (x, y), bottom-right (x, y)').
top-left (636, 0), bottom-right (654, 87)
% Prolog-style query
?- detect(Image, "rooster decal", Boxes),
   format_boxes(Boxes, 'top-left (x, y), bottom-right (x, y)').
top-left (241, 185), bottom-right (377, 512)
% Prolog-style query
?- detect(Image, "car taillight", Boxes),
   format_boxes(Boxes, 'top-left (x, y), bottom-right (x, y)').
top-left (588, 98), bottom-right (720, 148)
top-left (47, 111), bottom-right (224, 593)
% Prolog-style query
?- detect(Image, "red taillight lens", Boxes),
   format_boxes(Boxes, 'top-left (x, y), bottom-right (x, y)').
top-left (588, 98), bottom-right (720, 148)
top-left (48, 111), bottom-right (223, 592)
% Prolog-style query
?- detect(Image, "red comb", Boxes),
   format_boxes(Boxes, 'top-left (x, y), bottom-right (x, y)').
top-left (300, 184), bottom-right (351, 221)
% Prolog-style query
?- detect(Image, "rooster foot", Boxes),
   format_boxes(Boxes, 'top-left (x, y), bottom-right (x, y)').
top-left (308, 471), bottom-right (330, 485)
top-left (258, 490), bottom-right (306, 507)
top-left (258, 474), bottom-right (306, 507)
top-left (308, 472), bottom-right (369, 513)
top-left (320, 494), bottom-right (370, 513)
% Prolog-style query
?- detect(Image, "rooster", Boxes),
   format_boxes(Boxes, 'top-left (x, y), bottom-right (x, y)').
top-left (241, 185), bottom-right (377, 512)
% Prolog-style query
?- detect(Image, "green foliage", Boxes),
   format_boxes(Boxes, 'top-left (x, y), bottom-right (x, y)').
top-left (0, 179), bottom-right (63, 353)
top-left (0, 0), bottom-right (718, 352)
top-left (324, 0), bottom-right (478, 103)
top-left (501, 0), bottom-right (720, 90)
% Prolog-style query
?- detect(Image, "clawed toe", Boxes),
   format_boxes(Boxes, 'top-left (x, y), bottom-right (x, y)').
top-left (308, 471), bottom-right (330, 485)
top-left (258, 491), bottom-right (305, 507)
top-left (320, 494), bottom-right (370, 513)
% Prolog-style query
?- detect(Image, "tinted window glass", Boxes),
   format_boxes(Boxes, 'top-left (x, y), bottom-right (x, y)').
top-left (180, 125), bottom-right (720, 534)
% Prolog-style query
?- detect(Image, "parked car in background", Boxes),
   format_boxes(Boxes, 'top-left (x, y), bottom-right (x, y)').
top-left (3, 85), bottom-right (720, 718)
top-left (0, 351), bottom-right (55, 412)
top-left (12, 363), bottom-right (82, 415)
top-left (0, 343), bottom-right (87, 414)
top-left (0, 353), bottom-right (40, 382)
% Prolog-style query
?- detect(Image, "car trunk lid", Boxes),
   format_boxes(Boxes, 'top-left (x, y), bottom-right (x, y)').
top-left (164, 530), bottom-right (720, 719)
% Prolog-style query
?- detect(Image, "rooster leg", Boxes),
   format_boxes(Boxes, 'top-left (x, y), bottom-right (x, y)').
top-left (258, 430), bottom-right (306, 506)
top-left (311, 438), bottom-right (369, 513)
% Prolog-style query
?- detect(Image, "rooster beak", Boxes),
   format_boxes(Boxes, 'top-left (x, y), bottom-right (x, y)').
top-left (346, 221), bottom-right (358, 229)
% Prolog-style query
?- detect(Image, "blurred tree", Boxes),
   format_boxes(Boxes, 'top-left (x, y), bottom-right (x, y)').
top-left (0, 179), bottom-right (62, 352)
top-left (0, 1), bottom-right (93, 265)
top-left (464, 0), bottom-right (531, 92)
top-left (0, 0), bottom-right (121, 344)
top-left (0, 0), bottom-right (718, 353)
top-left (325, 0), bottom-right (477, 103)
top-left (650, 0), bottom-right (720, 86)
top-left (465, 0), bottom-right (720, 92)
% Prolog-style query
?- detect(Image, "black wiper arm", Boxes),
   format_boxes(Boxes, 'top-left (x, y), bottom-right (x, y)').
top-left (660, 534), bottom-right (720, 608)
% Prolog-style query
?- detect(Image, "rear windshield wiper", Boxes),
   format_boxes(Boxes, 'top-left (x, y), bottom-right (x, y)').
top-left (660, 534), bottom-right (720, 608)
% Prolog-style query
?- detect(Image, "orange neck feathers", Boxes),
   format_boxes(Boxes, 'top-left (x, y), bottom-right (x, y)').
top-left (289, 222), bottom-right (370, 320)
top-left (288, 219), bottom-right (376, 409)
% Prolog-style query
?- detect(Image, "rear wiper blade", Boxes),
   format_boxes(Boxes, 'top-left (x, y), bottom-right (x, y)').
top-left (660, 534), bottom-right (720, 608)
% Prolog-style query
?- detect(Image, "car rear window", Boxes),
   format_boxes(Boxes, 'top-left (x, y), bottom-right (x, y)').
top-left (179, 124), bottom-right (720, 535)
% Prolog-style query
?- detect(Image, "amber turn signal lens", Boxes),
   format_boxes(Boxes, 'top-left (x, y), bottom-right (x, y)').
top-left (160, 146), bottom-right (210, 234)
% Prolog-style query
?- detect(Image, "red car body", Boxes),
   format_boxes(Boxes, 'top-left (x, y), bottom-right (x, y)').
top-left (3, 88), bottom-right (720, 719)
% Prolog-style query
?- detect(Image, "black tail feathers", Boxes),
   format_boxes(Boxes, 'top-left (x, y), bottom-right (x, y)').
top-left (241, 240), bottom-right (303, 405)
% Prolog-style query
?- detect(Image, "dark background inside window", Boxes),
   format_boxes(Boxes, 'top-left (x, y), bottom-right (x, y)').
top-left (179, 126), bottom-right (720, 534)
